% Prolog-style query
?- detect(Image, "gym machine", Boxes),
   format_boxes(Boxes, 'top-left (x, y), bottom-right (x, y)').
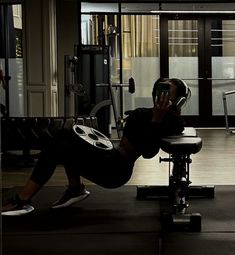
top-left (64, 45), bottom-right (110, 135)
top-left (89, 77), bottom-right (135, 139)
top-left (137, 127), bottom-right (215, 232)
top-left (222, 90), bottom-right (235, 134)
top-left (64, 44), bottom-right (135, 138)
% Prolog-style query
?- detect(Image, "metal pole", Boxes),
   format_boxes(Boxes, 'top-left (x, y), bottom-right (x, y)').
top-left (3, 5), bottom-right (10, 117)
top-left (64, 55), bottom-right (73, 117)
top-left (222, 90), bottom-right (235, 134)
top-left (222, 92), bottom-right (229, 133)
top-left (108, 46), bottom-right (120, 138)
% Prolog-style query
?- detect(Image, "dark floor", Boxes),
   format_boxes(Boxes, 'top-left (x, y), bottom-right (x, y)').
top-left (2, 185), bottom-right (235, 255)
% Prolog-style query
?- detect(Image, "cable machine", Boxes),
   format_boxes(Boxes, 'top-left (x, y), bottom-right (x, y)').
top-left (64, 44), bottom-right (135, 138)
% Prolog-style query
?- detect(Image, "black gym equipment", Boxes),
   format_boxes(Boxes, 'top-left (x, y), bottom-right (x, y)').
top-left (136, 127), bottom-right (215, 232)
top-left (1, 116), bottom-right (99, 166)
top-left (90, 76), bottom-right (135, 138)
top-left (64, 44), bottom-right (135, 138)
top-left (64, 45), bottom-right (110, 134)
top-left (64, 45), bottom-right (110, 135)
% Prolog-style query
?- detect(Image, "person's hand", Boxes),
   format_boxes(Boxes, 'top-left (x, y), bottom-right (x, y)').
top-left (152, 92), bottom-right (172, 123)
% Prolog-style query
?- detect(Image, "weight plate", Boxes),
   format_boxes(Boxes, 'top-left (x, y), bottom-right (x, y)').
top-left (73, 124), bottom-right (113, 150)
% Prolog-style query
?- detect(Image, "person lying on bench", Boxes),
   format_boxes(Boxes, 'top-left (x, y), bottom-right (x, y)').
top-left (2, 78), bottom-right (190, 216)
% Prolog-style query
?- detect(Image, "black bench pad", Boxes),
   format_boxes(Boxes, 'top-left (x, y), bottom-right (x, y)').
top-left (160, 127), bottom-right (202, 154)
top-left (160, 137), bottom-right (202, 154)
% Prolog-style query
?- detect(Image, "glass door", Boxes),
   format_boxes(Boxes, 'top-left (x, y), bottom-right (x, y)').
top-left (0, 4), bottom-right (24, 117)
top-left (209, 18), bottom-right (235, 119)
top-left (81, 4), bottom-right (161, 118)
top-left (121, 14), bottom-right (160, 112)
top-left (80, 3), bottom-right (235, 127)
top-left (167, 18), bottom-right (199, 116)
top-left (164, 15), bottom-right (235, 127)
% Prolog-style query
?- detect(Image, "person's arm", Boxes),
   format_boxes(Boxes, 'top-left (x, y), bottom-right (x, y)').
top-left (141, 115), bottom-right (185, 158)
top-left (123, 94), bottom-right (184, 158)
top-left (139, 122), bottom-right (162, 159)
top-left (140, 93), bottom-right (174, 157)
top-left (123, 109), bottom-right (163, 159)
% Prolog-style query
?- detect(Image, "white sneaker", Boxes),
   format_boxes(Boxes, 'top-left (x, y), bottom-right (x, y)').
top-left (2, 195), bottom-right (34, 216)
top-left (51, 185), bottom-right (90, 209)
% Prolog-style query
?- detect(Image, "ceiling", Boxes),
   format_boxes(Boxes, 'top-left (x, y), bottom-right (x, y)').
top-left (81, 2), bottom-right (235, 13)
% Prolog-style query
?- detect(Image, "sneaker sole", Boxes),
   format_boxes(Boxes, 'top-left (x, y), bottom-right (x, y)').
top-left (1, 205), bottom-right (35, 216)
top-left (51, 191), bottom-right (90, 209)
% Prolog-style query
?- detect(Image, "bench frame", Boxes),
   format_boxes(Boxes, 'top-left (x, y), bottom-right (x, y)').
top-left (136, 127), bottom-right (215, 232)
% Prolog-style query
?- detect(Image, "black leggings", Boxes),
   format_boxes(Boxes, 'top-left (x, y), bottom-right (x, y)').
top-left (30, 129), bottom-right (134, 189)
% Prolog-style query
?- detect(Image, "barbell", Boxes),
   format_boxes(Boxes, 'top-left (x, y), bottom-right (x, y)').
top-left (96, 77), bottom-right (135, 94)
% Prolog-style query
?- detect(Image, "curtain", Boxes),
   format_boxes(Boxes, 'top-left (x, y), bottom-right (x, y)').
top-left (122, 15), bottom-right (159, 58)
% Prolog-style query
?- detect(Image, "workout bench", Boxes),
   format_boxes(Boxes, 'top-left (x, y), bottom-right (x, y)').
top-left (137, 127), bottom-right (215, 232)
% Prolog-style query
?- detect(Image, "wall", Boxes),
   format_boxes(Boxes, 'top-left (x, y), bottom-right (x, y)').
top-left (56, 0), bottom-right (79, 116)
top-left (23, 0), bottom-right (58, 116)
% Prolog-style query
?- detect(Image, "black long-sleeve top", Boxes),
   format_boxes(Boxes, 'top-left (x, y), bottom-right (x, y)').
top-left (122, 108), bottom-right (185, 158)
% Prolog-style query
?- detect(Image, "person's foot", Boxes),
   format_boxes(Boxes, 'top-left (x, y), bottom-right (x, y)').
top-left (1, 195), bottom-right (34, 216)
top-left (51, 184), bottom-right (90, 209)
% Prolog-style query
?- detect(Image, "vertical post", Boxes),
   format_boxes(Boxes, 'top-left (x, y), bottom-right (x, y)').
top-left (3, 5), bottom-right (10, 117)
top-left (108, 46), bottom-right (120, 138)
top-left (64, 55), bottom-right (71, 117)
top-left (222, 91), bottom-right (235, 134)
top-left (222, 92), bottom-right (229, 133)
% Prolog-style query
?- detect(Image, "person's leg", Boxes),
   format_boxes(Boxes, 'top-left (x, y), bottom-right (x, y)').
top-left (1, 179), bottom-right (40, 216)
top-left (29, 131), bottom-right (92, 209)
top-left (2, 134), bottom-right (66, 215)
top-left (64, 164), bottom-right (83, 188)
top-left (1, 147), bottom-right (58, 215)
top-left (25, 129), bottom-right (81, 196)
top-left (18, 179), bottom-right (41, 201)
top-left (51, 163), bottom-right (90, 209)
top-left (87, 148), bottom-right (134, 188)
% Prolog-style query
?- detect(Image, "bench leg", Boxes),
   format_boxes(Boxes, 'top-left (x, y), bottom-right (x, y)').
top-left (136, 153), bottom-right (215, 232)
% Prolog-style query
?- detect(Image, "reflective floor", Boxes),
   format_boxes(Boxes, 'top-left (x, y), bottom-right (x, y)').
top-left (2, 129), bottom-right (235, 188)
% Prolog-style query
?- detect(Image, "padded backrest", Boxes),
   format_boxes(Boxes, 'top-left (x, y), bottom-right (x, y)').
top-left (160, 127), bottom-right (202, 154)
top-left (161, 137), bottom-right (202, 154)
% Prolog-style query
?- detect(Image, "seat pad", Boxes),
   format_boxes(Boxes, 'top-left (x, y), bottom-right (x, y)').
top-left (160, 137), bottom-right (202, 154)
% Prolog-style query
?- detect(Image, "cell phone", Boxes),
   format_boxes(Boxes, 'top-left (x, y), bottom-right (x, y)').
top-left (156, 82), bottom-right (170, 99)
